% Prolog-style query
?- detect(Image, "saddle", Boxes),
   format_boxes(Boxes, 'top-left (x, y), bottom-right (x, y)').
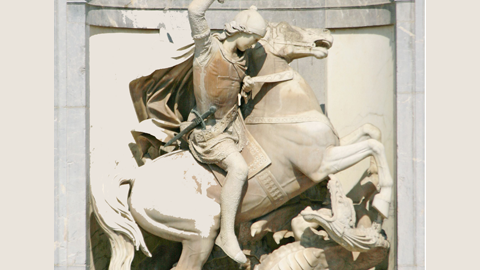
top-left (207, 114), bottom-right (289, 209)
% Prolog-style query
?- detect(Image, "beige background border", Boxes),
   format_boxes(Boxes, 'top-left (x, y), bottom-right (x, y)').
top-left (5, 1), bottom-right (480, 269)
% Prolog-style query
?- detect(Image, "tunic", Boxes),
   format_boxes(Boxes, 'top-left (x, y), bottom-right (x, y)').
top-left (186, 8), bottom-right (248, 164)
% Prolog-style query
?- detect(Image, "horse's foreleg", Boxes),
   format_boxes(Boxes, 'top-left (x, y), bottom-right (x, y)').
top-left (309, 140), bottom-right (393, 219)
top-left (340, 123), bottom-right (382, 175)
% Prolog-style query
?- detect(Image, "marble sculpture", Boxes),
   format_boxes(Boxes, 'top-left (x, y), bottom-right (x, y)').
top-left (90, 1), bottom-right (393, 269)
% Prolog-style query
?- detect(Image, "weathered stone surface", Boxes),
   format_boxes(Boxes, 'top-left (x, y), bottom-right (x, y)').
top-left (88, 0), bottom-right (394, 9)
top-left (54, 1), bottom-right (90, 269)
top-left (86, 2), bottom-right (394, 29)
top-left (325, 4), bottom-right (395, 28)
top-left (395, 1), bottom-right (425, 270)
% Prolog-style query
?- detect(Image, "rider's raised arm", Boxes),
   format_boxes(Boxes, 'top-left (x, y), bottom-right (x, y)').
top-left (188, 0), bottom-right (216, 39)
top-left (188, 0), bottom-right (217, 61)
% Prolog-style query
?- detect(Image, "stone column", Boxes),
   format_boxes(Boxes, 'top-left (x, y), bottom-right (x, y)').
top-left (395, 0), bottom-right (425, 269)
top-left (54, 0), bottom-right (90, 269)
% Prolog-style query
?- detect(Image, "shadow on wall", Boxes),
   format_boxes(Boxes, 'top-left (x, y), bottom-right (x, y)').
top-left (326, 25), bottom-right (396, 270)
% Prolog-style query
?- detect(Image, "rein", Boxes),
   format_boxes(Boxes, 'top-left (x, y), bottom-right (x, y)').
top-left (272, 40), bottom-right (317, 48)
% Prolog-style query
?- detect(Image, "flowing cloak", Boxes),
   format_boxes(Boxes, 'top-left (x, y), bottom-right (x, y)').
top-left (129, 43), bottom-right (196, 158)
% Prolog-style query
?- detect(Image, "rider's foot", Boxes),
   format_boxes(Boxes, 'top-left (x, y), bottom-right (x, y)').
top-left (215, 233), bottom-right (247, 264)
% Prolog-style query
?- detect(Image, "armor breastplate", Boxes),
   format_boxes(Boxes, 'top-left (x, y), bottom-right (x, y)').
top-left (193, 39), bottom-right (246, 118)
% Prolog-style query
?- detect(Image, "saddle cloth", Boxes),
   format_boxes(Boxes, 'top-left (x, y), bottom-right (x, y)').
top-left (207, 114), bottom-right (289, 208)
top-left (207, 112), bottom-right (270, 184)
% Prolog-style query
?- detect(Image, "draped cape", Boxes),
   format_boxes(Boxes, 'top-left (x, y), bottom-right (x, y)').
top-left (129, 44), bottom-right (196, 158)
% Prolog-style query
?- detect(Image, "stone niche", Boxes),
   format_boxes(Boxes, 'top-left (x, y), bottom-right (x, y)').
top-left (55, 0), bottom-right (424, 269)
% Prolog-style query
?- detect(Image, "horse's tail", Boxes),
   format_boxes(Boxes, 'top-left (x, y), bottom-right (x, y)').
top-left (90, 164), bottom-right (151, 269)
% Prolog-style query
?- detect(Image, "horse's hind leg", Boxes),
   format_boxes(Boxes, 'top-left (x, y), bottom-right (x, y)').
top-left (173, 213), bottom-right (220, 270)
top-left (308, 139), bottom-right (393, 219)
top-left (175, 237), bottom-right (216, 270)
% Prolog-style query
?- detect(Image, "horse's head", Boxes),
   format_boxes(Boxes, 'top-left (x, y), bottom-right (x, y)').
top-left (262, 22), bottom-right (333, 63)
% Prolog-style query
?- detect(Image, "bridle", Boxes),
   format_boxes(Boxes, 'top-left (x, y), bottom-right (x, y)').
top-left (260, 25), bottom-right (322, 63)
top-left (272, 40), bottom-right (318, 48)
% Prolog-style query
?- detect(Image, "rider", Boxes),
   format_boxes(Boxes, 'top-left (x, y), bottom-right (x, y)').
top-left (185, 0), bottom-right (266, 264)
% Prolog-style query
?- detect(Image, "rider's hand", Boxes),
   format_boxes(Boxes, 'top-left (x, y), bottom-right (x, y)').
top-left (242, 76), bottom-right (254, 93)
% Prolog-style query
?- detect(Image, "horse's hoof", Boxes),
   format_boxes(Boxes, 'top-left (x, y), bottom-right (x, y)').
top-left (372, 196), bottom-right (390, 219)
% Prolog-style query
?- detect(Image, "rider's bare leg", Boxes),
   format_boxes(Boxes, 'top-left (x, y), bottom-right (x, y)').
top-left (215, 151), bottom-right (248, 264)
top-left (306, 139), bottom-right (393, 218)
